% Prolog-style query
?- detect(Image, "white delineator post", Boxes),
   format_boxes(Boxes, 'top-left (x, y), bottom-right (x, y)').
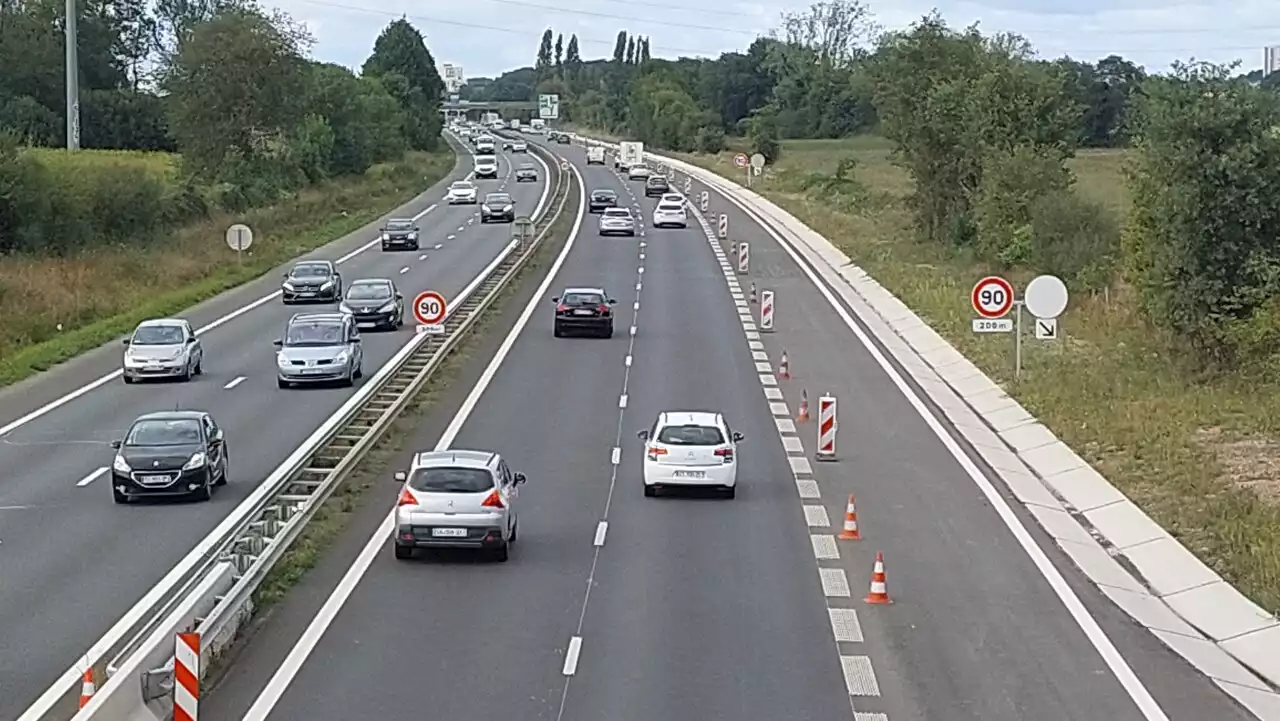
top-left (174, 631), bottom-right (200, 721)
top-left (700, 191), bottom-right (708, 212)
top-left (737, 241), bottom-right (750, 274)
top-left (760, 290), bottom-right (774, 331)
top-left (816, 394), bottom-right (837, 460)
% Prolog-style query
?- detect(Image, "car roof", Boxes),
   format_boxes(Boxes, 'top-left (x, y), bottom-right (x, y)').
top-left (485, 192), bottom-right (511, 198)
top-left (293, 260), bottom-right (332, 268)
top-left (134, 410), bottom-right (205, 422)
top-left (349, 278), bottom-right (393, 287)
top-left (603, 208), bottom-right (631, 215)
top-left (591, 188), bottom-right (616, 194)
top-left (657, 411), bottom-right (724, 427)
top-left (386, 217), bottom-right (414, 224)
top-left (564, 286), bottom-right (606, 295)
top-left (519, 163), bottom-right (535, 168)
top-left (136, 318), bottom-right (185, 328)
top-left (289, 312), bottom-right (346, 324)
top-left (411, 449), bottom-right (498, 470)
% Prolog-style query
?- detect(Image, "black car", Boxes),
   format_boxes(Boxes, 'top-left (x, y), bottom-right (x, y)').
top-left (554, 133), bottom-right (571, 144)
top-left (552, 286), bottom-right (616, 338)
top-left (282, 260), bottom-right (342, 303)
top-left (380, 218), bottom-right (420, 251)
top-left (588, 189), bottom-right (617, 213)
top-left (515, 163), bottom-right (538, 183)
top-left (480, 192), bottom-right (516, 223)
top-left (644, 175), bottom-right (670, 197)
top-left (341, 278), bottom-right (404, 330)
top-left (547, 131), bottom-right (561, 142)
top-left (110, 410), bottom-right (229, 503)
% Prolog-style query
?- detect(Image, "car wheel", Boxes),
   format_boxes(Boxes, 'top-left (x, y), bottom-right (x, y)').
top-left (644, 483), bottom-right (656, 498)
top-left (509, 518), bottom-right (518, 543)
top-left (180, 363), bottom-right (192, 382)
top-left (123, 374), bottom-right (134, 384)
top-left (723, 486), bottom-right (736, 499)
top-left (216, 456), bottom-right (229, 486)
top-left (394, 544), bottom-right (414, 560)
top-left (553, 323), bottom-right (564, 338)
top-left (191, 479), bottom-right (212, 502)
top-left (493, 542), bottom-right (509, 562)
top-left (113, 487), bottom-right (130, 504)
top-left (410, 242), bottom-right (419, 250)
top-left (194, 357), bottom-right (203, 375)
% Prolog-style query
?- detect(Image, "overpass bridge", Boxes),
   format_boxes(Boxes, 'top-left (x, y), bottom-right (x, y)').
top-left (441, 100), bottom-right (540, 121)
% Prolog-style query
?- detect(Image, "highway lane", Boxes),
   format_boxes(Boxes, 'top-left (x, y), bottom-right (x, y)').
top-left (0, 143), bottom-right (550, 720)
top-left (665, 151), bottom-right (1256, 721)
top-left (205, 155), bottom-right (854, 721)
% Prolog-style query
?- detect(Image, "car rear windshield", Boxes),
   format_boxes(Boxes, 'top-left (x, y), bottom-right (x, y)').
top-left (291, 264), bottom-right (329, 277)
top-left (564, 292), bottom-right (604, 305)
top-left (132, 325), bottom-right (184, 345)
top-left (648, 177), bottom-right (667, 185)
top-left (592, 191), bottom-right (615, 199)
top-left (409, 467), bottom-right (494, 493)
top-left (485, 194), bottom-right (511, 204)
top-left (657, 203), bottom-right (684, 212)
top-left (604, 209), bottom-right (630, 217)
top-left (127, 419), bottom-right (202, 446)
top-left (657, 424), bottom-right (725, 445)
top-left (284, 321), bottom-right (344, 345)
top-left (346, 283), bottom-right (391, 300)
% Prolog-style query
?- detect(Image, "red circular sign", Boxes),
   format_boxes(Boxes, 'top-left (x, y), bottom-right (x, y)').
top-left (971, 276), bottom-right (1014, 319)
top-left (413, 291), bottom-right (447, 325)
top-left (733, 153), bottom-right (749, 168)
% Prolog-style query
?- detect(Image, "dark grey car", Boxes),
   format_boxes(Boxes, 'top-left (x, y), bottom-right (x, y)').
top-left (282, 260), bottom-right (342, 303)
top-left (380, 218), bottom-right (420, 251)
top-left (480, 192), bottom-right (516, 223)
top-left (340, 278), bottom-right (405, 330)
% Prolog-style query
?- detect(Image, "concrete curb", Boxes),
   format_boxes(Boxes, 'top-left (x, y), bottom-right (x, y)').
top-left (572, 134), bottom-right (1280, 720)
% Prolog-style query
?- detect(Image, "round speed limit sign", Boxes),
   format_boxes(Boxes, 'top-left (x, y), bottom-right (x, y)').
top-left (971, 276), bottom-right (1014, 319)
top-left (413, 290), bottom-right (447, 325)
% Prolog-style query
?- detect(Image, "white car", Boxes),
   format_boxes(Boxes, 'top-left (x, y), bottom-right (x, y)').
top-left (122, 318), bottom-right (203, 383)
top-left (447, 180), bottom-right (478, 204)
top-left (627, 164), bottom-right (651, 180)
top-left (474, 157), bottom-right (498, 179)
top-left (652, 201), bottom-right (687, 228)
top-left (511, 142), bottom-right (528, 153)
top-left (638, 411), bottom-right (742, 498)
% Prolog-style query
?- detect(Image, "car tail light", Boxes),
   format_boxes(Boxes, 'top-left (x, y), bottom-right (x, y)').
top-left (715, 447), bottom-right (734, 463)
top-left (397, 489), bottom-right (417, 506)
top-left (557, 304), bottom-right (569, 312)
top-left (647, 446), bottom-right (667, 462)
top-left (481, 490), bottom-right (505, 509)
top-left (598, 304), bottom-right (610, 313)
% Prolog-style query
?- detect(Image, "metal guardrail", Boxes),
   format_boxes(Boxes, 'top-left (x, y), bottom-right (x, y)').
top-left (31, 140), bottom-right (575, 721)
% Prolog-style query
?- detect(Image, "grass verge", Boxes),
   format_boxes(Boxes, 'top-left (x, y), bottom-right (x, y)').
top-left (0, 150), bottom-right (456, 388)
top-left (622, 131), bottom-right (1280, 614)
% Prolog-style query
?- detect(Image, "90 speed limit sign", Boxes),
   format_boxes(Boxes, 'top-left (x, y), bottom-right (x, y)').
top-left (971, 276), bottom-right (1014, 319)
top-left (413, 290), bottom-right (447, 328)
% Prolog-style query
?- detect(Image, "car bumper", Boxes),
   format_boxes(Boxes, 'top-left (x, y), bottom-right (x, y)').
top-left (481, 212), bottom-right (514, 222)
top-left (113, 467), bottom-right (213, 497)
top-left (645, 189), bottom-right (668, 196)
top-left (277, 366), bottom-right (350, 384)
top-left (282, 288), bottom-right (338, 302)
top-left (381, 237), bottom-right (418, 249)
top-left (653, 218), bottom-right (687, 227)
top-left (394, 510), bottom-right (509, 548)
top-left (515, 175), bottom-right (537, 182)
top-left (556, 316), bottom-right (612, 330)
top-left (448, 196), bottom-right (478, 204)
top-left (123, 362), bottom-right (188, 380)
top-left (599, 227), bottom-right (635, 235)
top-left (351, 312), bottom-right (397, 328)
top-left (644, 463), bottom-right (737, 487)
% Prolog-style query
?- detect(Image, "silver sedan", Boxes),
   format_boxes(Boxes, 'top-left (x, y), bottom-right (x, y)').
top-left (598, 208), bottom-right (636, 236)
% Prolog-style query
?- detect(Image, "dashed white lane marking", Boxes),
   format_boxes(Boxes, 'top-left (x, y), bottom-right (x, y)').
top-left (562, 636), bottom-right (583, 676)
top-left (789, 456), bottom-right (813, 475)
top-left (797, 479), bottom-right (821, 499)
top-left (764, 387), bottom-right (784, 400)
top-left (456, 226), bottom-right (464, 232)
top-left (624, 354), bottom-right (632, 367)
top-left (821, 567), bottom-right (852, 596)
top-left (593, 521), bottom-right (608, 547)
top-left (447, 235), bottom-right (456, 240)
top-left (759, 373), bottom-right (777, 386)
top-left (398, 267), bottom-right (409, 274)
top-left (776, 418), bottom-right (797, 433)
top-left (76, 466), bottom-right (108, 487)
top-left (748, 340), bottom-right (764, 350)
top-left (812, 534), bottom-right (841, 560)
top-left (782, 435), bottom-right (804, 454)
top-left (842, 656), bottom-right (882, 696)
top-left (223, 376), bottom-right (247, 389)
top-left (856, 713), bottom-right (891, 721)
top-left (618, 394), bottom-right (628, 409)
top-left (830, 608), bottom-right (865, 642)
top-left (805, 504), bottom-right (832, 528)
top-left (754, 361), bottom-right (772, 372)
top-left (629, 325), bottom-right (637, 336)
top-left (418, 254), bottom-right (428, 261)
top-left (434, 243), bottom-right (444, 250)
top-left (769, 402), bottom-right (790, 416)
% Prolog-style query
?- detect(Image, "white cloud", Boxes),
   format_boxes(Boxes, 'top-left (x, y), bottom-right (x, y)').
top-left (266, 0), bottom-right (1280, 78)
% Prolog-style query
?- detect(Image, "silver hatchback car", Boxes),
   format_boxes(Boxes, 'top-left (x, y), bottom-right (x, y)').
top-left (598, 207), bottom-right (636, 236)
top-left (122, 318), bottom-right (203, 383)
top-left (392, 449), bottom-right (526, 562)
top-left (273, 312), bottom-right (364, 388)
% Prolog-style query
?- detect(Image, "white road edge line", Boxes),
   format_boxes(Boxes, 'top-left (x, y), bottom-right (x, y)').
top-left (236, 163), bottom-right (587, 721)
top-left (223, 376), bottom-right (247, 390)
top-left (76, 467), bottom-right (108, 487)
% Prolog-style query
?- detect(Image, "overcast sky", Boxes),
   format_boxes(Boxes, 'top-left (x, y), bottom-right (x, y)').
top-left (270, 0), bottom-right (1280, 79)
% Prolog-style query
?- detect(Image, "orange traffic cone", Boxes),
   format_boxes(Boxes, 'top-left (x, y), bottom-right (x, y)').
top-left (864, 551), bottom-right (892, 604)
top-left (838, 495), bottom-right (861, 540)
top-left (778, 351), bottom-right (790, 380)
top-left (79, 667), bottom-right (95, 708)
top-left (797, 390), bottom-right (810, 422)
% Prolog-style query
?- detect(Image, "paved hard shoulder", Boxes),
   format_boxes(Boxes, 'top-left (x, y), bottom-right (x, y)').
top-left (573, 135), bottom-right (1280, 720)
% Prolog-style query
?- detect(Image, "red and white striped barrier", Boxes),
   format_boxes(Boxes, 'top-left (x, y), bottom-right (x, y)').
top-left (760, 290), bottom-right (774, 331)
top-left (174, 632), bottom-right (200, 721)
top-left (737, 241), bottom-right (750, 274)
top-left (816, 394), bottom-right (837, 460)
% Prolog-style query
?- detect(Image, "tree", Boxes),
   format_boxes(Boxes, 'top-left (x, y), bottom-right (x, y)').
top-left (554, 33), bottom-right (563, 72)
top-left (362, 19), bottom-right (445, 150)
top-left (639, 36), bottom-right (650, 63)
top-left (625, 36), bottom-right (635, 64)
top-left (565, 34), bottom-right (582, 86)
top-left (536, 28), bottom-right (553, 76)
top-left (612, 31), bottom-right (627, 63)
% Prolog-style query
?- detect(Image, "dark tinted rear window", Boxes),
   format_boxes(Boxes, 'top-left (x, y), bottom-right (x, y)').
top-left (592, 191), bottom-right (615, 199)
top-left (657, 424), bottom-right (724, 445)
top-left (408, 467), bottom-right (495, 493)
top-left (564, 292), bottom-right (604, 305)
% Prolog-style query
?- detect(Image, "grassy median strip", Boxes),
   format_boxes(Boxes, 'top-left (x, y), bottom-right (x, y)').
top-left (0, 150), bottom-right (455, 388)
top-left (666, 136), bottom-right (1280, 614)
top-left (251, 177), bottom-right (581, 611)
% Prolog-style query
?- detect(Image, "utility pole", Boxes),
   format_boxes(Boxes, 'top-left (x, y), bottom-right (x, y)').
top-left (65, 0), bottom-right (80, 150)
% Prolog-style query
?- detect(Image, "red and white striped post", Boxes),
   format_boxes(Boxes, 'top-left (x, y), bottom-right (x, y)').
top-left (760, 290), bottom-right (775, 332)
top-left (174, 631), bottom-right (200, 721)
top-left (737, 241), bottom-right (750, 274)
top-left (816, 394), bottom-right (837, 460)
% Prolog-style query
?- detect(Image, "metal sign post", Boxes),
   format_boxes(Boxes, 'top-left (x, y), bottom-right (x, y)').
top-left (748, 153), bottom-right (766, 188)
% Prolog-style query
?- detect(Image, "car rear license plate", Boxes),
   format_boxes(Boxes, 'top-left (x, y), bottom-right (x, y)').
top-left (432, 528), bottom-right (467, 537)
top-left (146, 364), bottom-right (162, 371)
top-left (673, 470), bottom-right (706, 479)
top-left (574, 309), bottom-right (593, 315)
top-left (297, 292), bottom-right (314, 297)
top-left (301, 368), bottom-right (324, 374)
top-left (142, 475), bottom-right (169, 483)
top-left (357, 322), bottom-right (377, 329)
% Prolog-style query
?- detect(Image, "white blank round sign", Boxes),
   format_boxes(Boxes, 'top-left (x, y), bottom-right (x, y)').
top-left (1024, 275), bottom-right (1068, 319)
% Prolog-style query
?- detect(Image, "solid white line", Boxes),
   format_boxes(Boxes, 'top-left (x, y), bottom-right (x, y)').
top-left (222, 376), bottom-right (246, 390)
top-left (238, 163), bottom-right (587, 721)
top-left (611, 447), bottom-right (620, 465)
top-left (562, 636), bottom-right (583, 676)
top-left (76, 467), bottom-right (108, 487)
top-left (593, 521), bottom-right (608, 547)
top-left (618, 394), bottom-right (628, 409)
top-left (703, 164), bottom-right (1170, 719)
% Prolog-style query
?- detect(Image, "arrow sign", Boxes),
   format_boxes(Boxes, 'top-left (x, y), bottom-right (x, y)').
top-left (1035, 318), bottom-right (1058, 340)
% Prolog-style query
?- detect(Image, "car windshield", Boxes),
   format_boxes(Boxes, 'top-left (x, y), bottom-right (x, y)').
top-left (126, 419), bottom-right (202, 446)
top-left (657, 424), bottom-right (725, 446)
top-left (408, 467), bottom-right (494, 493)
top-left (346, 283), bottom-right (391, 300)
top-left (485, 194), bottom-right (512, 204)
top-left (290, 264), bottom-right (330, 278)
top-left (604, 209), bottom-right (631, 218)
top-left (451, 181), bottom-right (474, 190)
top-left (563, 291), bottom-right (604, 305)
top-left (592, 191), bottom-right (615, 199)
top-left (385, 220), bottom-right (413, 231)
top-left (131, 324), bottom-right (184, 345)
top-left (284, 321), bottom-right (344, 346)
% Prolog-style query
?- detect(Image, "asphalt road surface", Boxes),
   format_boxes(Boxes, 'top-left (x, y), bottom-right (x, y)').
top-left (202, 140), bottom-right (1255, 721)
top-left (0, 136), bottom-right (551, 721)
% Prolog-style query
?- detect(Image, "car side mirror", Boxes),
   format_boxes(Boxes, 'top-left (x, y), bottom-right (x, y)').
top-left (608, 299), bottom-right (617, 305)
top-left (395, 293), bottom-right (403, 300)
top-left (732, 432), bottom-right (745, 443)
top-left (272, 339), bottom-right (283, 347)
top-left (121, 338), bottom-right (130, 346)
top-left (550, 296), bottom-right (559, 303)
top-left (393, 471), bottom-right (407, 482)
top-left (215, 429), bottom-right (225, 441)
top-left (514, 472), bottom-right (527, 484)
top-left (110, 440), bottom-right (121, 450)
top-left (186, 336), bottom-right (197, 344)
top-left (351, 336), bottom-right (361, 343)
top-left (637, 430), bottom-right (649, 441)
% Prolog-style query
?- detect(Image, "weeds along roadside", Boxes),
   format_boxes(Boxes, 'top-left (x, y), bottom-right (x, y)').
top-left (0, 149), bottom-right (456, 388)
top-left (660, 135), bottom-right (1280, 616)
top-left (200, 175), bottom-right (581, 687)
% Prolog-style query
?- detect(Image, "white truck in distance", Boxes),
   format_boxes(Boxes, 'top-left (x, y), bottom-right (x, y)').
top-left (529, 118), bottom-right (545, 134)
top-left (617, 141), bottom-right (644, 171)
top-left (587, 147), bottom-right (605, 165)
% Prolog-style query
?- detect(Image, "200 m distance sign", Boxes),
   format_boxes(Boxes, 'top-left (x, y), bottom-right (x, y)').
top-left (413, 290), bottom-right (447, 325)
top-left (971, 276), bottom-right (1014, 319)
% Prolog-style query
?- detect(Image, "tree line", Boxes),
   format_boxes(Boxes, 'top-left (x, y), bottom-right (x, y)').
top-left (0, 0), bottom-right (447, 255)
top-left (469, 0), bottom-right (1280, 371)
